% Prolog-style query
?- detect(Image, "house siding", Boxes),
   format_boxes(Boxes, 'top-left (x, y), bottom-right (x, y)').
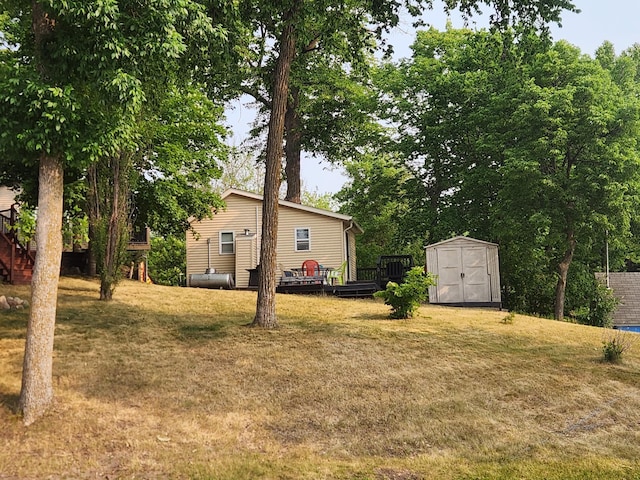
top-left (187, 194), bottom-right (261, 281)
top-left (277, 204), bottom-right (345, 272)
top-left (187, 191), bottom-right (358, 288)
top-left (0, 187), bottom-right (16, 211)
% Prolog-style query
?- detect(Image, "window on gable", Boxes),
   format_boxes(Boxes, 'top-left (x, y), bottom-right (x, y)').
top-left (220, 231), bottom-right (235, 254)
top-left (295, 228), bottom-right (310, 251)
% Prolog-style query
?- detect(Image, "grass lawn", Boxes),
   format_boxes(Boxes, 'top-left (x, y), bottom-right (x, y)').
top-left (1, 276), bottom-right (640, 479)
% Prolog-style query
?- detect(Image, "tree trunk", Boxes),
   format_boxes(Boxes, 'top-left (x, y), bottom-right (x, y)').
top-left (554, 230), bottom-right (576, 321)
top-left (284, 86), bottom-right (302, 204)
top-left (253, 6), bottom-right (298, 328)
top-left (87, 222), bottom-right (97, 276)
top-left (100, 152), bottom-right (130, 300)
top-left (19, 154), bottom-right (64, 426)
top-left (88, 153), bottom-right (131, 301)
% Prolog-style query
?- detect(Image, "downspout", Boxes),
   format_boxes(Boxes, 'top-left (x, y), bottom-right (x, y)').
top-left (255, 206), bottom-right (260, 266)
top-left (206, 237), bottom-right (212, 273)
top-left (344, 220), bottom-right (355, 281)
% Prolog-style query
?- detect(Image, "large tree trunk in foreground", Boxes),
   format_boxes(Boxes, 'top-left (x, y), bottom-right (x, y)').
top-left (19, 154), bottom-right (64, 426)
top-left (284, 86), bottom-right (302, 204)
top-left (253, 6), bottom-right (298, 328)
top-left (554, 230), bottom-right (576, 321)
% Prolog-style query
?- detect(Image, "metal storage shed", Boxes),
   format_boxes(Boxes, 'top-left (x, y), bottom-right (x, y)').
top-left (425, 236), bottom-right (501, 307)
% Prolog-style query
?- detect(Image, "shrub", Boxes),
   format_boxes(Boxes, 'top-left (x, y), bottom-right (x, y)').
top-left (501, 311), bottom-right (516, 324)
top-left (147, 235), bottom-right (186, 286)
top-left (602, 329), bottom-right (636, 363)
top-left (374, 267), bottom-right (436, 319)
top-left (9, 207), bottom-right (36, 243)
top-left (574, 283), bottom-right (619, 328)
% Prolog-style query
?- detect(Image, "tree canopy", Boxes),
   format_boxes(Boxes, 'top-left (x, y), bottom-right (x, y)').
top-left (0, 0), bottom-right (583, 425)
top-left (0, 0), bottom-right (224, 424)
top-left (340, 27), bottom-right (640, 320)
top-left (234, 0), bottom-right (577, 328)
top-left (134, 84), bottom-right (228, 237)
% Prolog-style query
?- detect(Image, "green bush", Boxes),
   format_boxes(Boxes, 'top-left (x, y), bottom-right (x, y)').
top-left (574, 283), bottom-right (619, 328)
top-left (147, 235), bottom-right (186, 286)
top-left (374, 266), bottom-right (436, 319)
top-left (602, 329), bottom-right (635, 364)
top-left (9, 207), bottom-right (36, 243)
top-left (501, 311), bottom-right (516, 325)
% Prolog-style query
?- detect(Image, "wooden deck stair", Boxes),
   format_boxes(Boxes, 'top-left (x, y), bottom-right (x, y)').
top-left (0, 207), bottom-right (34, 285)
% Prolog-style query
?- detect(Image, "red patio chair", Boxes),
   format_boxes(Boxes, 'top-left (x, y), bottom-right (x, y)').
top-left (302, 259), bottom-right (320, 276)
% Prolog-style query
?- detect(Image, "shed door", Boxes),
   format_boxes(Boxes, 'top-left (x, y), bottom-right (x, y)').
top-left (436, 247), bottom-right (490, 303)
top-left (461, 247), bottom-right (490, 302)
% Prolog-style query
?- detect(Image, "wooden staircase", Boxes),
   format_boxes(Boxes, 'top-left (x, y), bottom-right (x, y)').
top-left (0, 206), bottom-right (34, 285)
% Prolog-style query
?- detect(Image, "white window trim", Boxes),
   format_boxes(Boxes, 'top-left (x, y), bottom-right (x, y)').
top-left (295, 227), bottom-right (311, 252)
top-left (219, 231), bottom-right (235, 255)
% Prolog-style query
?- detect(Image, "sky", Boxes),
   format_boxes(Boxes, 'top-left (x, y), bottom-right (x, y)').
top-left (227, 1), bottom-right (640, 195)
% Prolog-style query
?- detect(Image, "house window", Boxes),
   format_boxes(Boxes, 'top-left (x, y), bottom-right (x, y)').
top-left (220, 231), bottom-right (235, 254)
top-left (295, 228), bottom-right (310, 251)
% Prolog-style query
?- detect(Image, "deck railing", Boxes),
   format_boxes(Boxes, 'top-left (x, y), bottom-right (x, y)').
top-left (128, 226), bottom-right (151, 250)
top-left (356, 267), bottom-right (378, 283)
top-left (0, 207), bottom-right (15, 236)
top-left (356, 255), bottom-right (416, 288)
top-left (0, 205), bottom-right (34, 284)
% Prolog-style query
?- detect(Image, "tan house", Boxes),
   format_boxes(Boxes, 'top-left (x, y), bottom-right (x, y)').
top-left (186, 189), bottom-right (362, 288)
top-left (0, 186), bottom-right (17, 211)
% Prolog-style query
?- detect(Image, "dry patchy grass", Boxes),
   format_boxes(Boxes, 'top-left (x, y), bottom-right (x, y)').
top-left (1, 277), bottom-right (640, 479)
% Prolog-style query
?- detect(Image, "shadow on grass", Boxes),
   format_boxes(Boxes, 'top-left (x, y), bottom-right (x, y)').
top-left (176, 323), bottom-right (227, 341)
top-left (0, 391), bottom-right (20, 415)
top-left (0, 313), bottom-right (28, 339)
top-left (54, 298), bottom-right (148, 333)
top-left (57, 277), bottom-right (100, 293)
top-left (351, 312), bottom-right (398, 321)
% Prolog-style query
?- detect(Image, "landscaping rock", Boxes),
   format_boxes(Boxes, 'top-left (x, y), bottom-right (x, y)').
top-left (0, 295), bottom-right (10, 310)
top-left (0, 295), bottom-right (29, 310)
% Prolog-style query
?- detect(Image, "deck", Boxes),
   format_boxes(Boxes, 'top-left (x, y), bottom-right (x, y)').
top-left (276, 279), bottom-right (379, 298)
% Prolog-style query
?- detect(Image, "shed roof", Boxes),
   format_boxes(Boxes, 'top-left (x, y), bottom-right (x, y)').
top-left (221, 189), bottom-right (363, 234)
top-left (425, 236), bottom-right (498, 249)
top-left (596, 272), bottom-right (640, 327)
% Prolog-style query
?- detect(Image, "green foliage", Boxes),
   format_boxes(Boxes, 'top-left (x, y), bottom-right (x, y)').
top-left (0, 1), bottom-right (217, 174)
top-left (134, 85), bottom-right (227, 237)
top-left (88, 153), bottom-right (133, 300)
top-left (9, 208), bottom-right (36, 244)
top-left (602, 329), bottom-right (636, 364)
top-left (374, 267), bottom-right (435, 319)
top-left (61, 179), bottom-right (90, 249)
top-left (300, 188), bottom-right (335, 211)
top-left (337, 153), bottom-right (423, 267)
top-left (63, 213), bottom-right (89, 250)
top-left (347, 27), bottom-right (640, 320)
top-left (501, 311), bottom-right (516, 325)
top-left (212, 147), bottom-right (265, 194)
top-left (573, 282), bottom-right (619, 328)
top-left (147, 235), bottom-right (186, 286)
